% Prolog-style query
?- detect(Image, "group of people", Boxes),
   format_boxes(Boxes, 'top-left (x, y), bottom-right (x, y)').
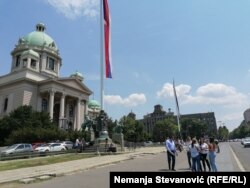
top-left (165, 136), bottom-right (220, 172)
top-left (187, 136), bottom-right (220, 172)
top-left (75, 137), bottom-right (86, 152)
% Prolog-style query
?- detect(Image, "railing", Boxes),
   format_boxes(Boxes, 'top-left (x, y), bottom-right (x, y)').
top-left (0, 145), bottom-right (119, 161)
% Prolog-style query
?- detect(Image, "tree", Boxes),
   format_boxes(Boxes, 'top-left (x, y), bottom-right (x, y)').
top-left (153, 118), bottom-right (178, 142)
top-left (120, 116), bottom-right (144, 142)
top-left (218, 126), bottom-right (229, 141)
top-left (0, 105), bottom-right (65, 146)
top-left (180, 118), bottom-right (207, 140)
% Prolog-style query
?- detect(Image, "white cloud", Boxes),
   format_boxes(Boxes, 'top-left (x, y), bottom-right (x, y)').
top-left (157, 82), bottom-right (248, 107)
top-left (45, 0), bottom-right (99, 19)
top-left (104, 93), bottom-right (147, 107)
top-left (156, 83), bottom-right (191, 98)
top-left (156, 82), bottom-right (249, 131)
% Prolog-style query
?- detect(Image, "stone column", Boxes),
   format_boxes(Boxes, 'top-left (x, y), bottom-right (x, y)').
top-left (76, 98), bottom-right (81, 130)
top-left (36, 96), bottom-right (42, 111)
top-left (49, 90), bottom-right (55, 121)
top-left (59, 93), bottom-right (65, 129)
top-left (60, 93), bottom-right (65, 118)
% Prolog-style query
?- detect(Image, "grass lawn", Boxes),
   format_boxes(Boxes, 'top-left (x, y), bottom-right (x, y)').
top-left (0, 153), bottom-right (96, 171)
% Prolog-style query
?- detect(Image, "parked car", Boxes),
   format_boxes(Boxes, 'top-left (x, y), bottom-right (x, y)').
top-left (34, 143), bottom-right (66, 152)
top-left (32, 142), bottom-right (46, 150)
top-left (143, 141), bottom-right (153, 146)
top-left (60, 141), bottom-right (74, 150)
top-left (242, 139), bottom-right (250, 148)
top-left (0, 143), bottom-right (33, 156)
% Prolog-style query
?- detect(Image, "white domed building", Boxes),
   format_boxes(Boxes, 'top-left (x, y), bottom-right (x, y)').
top-left (0, 23), bottom-right (93, 130)
top-left (88, 99), bottom-right (101, 119)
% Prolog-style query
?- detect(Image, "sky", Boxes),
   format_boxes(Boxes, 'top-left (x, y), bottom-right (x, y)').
top-left (1, 0), bottom-right (250, 132)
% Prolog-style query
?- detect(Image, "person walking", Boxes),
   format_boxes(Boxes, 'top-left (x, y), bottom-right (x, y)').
top-left (185, 136), bottom-right (192, 170)
top-left (165, 136), bottom-right (177, 171)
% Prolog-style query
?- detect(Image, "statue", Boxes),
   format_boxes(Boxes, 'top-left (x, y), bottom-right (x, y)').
top-left (82, 115), bottom-right (95, 141)
top-left (96, 110), bottom-right (110, 141)
top-left (82, 115), bottom-right (93, 131)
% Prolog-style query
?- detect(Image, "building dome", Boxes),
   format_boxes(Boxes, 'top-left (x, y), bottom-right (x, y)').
top-left (70, 71), bottom-right (83, 78)
top-left (88, 100), bottom-right (101, 110)
top-left (20, 23), bottom-right (57, 50)
top-left (70, 70), bottom-right (84, 81)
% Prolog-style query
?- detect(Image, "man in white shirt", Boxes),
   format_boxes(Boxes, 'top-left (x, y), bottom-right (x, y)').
top-left (165, 136), bottom-right (177, 171)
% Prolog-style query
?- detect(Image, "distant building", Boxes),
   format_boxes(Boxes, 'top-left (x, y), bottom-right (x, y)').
top-left (243, 108), bottom-right (250, 125)
top-left (127, 111), bottom-right (136, 120)
top-left (138, 104), bottom-right (217, 137)
top-left (87, 99), bottom-right (101, 119)
top-left (141, 104), bottom-right (174, 134)
top-left (181, 112), bottom-right (217, 136)
top-left (0, 23), bottom-right (93, 130)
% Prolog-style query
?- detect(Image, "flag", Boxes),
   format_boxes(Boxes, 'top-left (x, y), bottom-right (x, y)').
top-left (173, 79), bottom-right (181, 132)
top-left (103, 0), bottom-right (112, 78)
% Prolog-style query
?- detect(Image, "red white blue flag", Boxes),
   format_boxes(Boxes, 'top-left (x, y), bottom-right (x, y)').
top-left (103, 0), bottom-right (112, 78)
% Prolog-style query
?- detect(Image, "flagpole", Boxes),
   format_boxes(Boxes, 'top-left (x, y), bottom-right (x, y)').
top-left (100, 0), bottom-right (104, 111)
top-left (173, 79), bottom-right (181, 134)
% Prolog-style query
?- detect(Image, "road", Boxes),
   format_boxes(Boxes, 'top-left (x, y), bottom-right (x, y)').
top-left (229, 141), bottom-right (250, 171)
top-left (0, 141), bottom-right (249, 188)
top-left (19, 152), bottom-right (187, 188)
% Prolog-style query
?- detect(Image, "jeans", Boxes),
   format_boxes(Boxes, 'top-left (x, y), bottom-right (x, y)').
top-left (191, 155), bottom-right (201, 172)
top-left (209, 151), bottom-right (217, 172)
top-left (167, 150), bottom-right (176, 170)
top-left (187, 151), bottom-right (192, 168)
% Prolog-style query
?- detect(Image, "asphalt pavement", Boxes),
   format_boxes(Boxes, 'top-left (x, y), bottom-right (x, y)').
top-left (0, 142), bottom-right (244, 185)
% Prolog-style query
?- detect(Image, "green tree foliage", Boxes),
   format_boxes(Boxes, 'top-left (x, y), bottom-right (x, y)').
top-left (229, 120), bottom-right (250, 139)
top-left (218, 126), bottom-right (229, 141)
top-left (153, 118), bottom-right (178, 142)
top-left (180, 118), bottom-right (207, 140)
top-left (120, 116), bottom-right (144, 142)
top-left (0, 105), bottom-right (81, 146)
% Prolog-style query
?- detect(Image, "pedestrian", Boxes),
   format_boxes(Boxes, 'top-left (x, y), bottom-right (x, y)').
top-left (185, 136), bottom-right (192, 170)
top-left (75, 137), bottom-right (81, 152)
top-left (165, 135), bottom-right (177, 171)
top-left (81, 138), bottom-right (86, 151)
top-left (189, 138), bottom-right (201, 172)
top-left (208, 137), bottom-right (219, 172)
top-left (199, 138), bottom-right (211, 171)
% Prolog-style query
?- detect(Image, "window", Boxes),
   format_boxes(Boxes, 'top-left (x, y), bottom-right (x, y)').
top-left (42, 99), bottom-right (48, 111)
top-left (69, 104), bottom-right (74, 117)
top-left (23, 58), bottom-right (27, 67)
top-left (47, 57), bottom-right (55, 71)
top-left (31, 59), bottom-right (36, 69)
top-left (4, 98), bottom-right (8, 112)
top-left (15, 55), bottom-right (20, 67)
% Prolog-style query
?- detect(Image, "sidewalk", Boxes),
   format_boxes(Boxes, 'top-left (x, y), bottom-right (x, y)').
top-left (0, 142), bottom-right (243, 184)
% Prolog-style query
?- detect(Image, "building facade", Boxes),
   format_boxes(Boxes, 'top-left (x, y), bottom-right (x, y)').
top-left (0, 23), bottom-right (93, 130)
top-left (140, 104), bottom-right (217, 137)
top-left (243, 108), bottom-right (250, 125)
top-left (141, 104), bottom-right (174, 134)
